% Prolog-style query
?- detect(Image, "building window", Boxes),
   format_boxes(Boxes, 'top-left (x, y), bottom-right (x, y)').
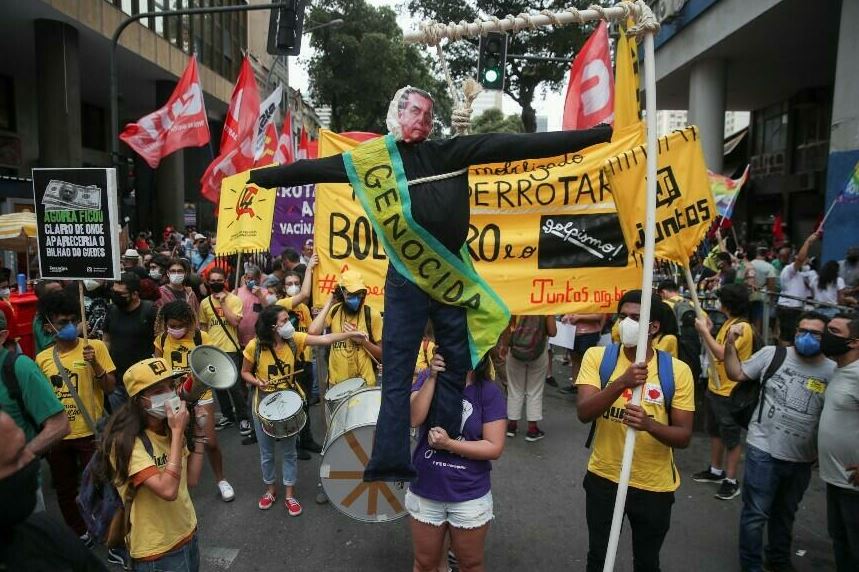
top-left (0, 75), bottom-right (14, 132)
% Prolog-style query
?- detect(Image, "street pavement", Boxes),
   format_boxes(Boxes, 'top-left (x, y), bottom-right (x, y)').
top-left (45, 357), bottom-right (836, 571)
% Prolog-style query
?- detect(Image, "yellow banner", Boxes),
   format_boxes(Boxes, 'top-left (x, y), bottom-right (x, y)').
top-left (314, 126), bottom-right (646, 314)
top-left (214, 168), bottom-right (277, 256)
top-left (614, 18), bottom-right (641, 132)
top-left (605, 126), bottom-right (716, 265)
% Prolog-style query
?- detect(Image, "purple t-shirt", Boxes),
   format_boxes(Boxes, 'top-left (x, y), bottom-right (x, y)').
top-left (409, 373), bottom-right (507, 502)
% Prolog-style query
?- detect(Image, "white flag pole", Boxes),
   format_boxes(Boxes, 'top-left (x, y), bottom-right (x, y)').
top-left (602, 29), bottom-right (659, 572)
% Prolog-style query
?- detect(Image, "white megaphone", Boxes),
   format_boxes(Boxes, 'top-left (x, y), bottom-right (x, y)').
top-left (179, 345), bottom-right (238, 402)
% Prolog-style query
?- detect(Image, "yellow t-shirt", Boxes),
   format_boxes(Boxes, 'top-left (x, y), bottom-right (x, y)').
top-left (36, 339), bottom-right (116, 439)
top-left (654, 334), bottom-right (678, 358)
top-left (114, 429), bottom-right (196, 560)
top-left (710, 318), bottom-right (753, 396)
top-left (575, 345), bottom-right (695, 492)
top-left (415, 339), bottom-right (437, 377)
top-left (198, 294), bottom-right (243, 352)
top-left (276, 298), bottom-right (313, 361)
top-left (324, 303), bottom-right (383, 386)
top-left (154, 330), bottom-right (213, 401)
top-left (243, 333), bottom-right (308, 395)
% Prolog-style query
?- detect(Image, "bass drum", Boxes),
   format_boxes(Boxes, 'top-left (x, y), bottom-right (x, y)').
top-left (320, 387), bottom-right (407, 523)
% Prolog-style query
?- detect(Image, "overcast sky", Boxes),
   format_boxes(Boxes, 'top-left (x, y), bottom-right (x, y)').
top-left (290, 0), bottom-right (567, 130)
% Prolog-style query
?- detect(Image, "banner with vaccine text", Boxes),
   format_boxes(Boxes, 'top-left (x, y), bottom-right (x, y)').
top-left (313, 125), bottom-right (646, 314)
top-left (605, 126), bottom-right (715, 265)
top-left (214, 168), bottom-right (277, 256)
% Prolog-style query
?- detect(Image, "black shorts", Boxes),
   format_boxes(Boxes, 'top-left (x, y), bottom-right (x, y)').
top-left (706, 391), bottom-right (742, 449)
top-left (573, 332), bottom-right (601, 356)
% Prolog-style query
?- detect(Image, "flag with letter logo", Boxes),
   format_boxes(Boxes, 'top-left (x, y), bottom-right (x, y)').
top-left (613, 18), bottom-right (641, 131)
top-left (562, 21), bottom-right (614, 130)
top-left (254, 84), bottom-right (283, 165)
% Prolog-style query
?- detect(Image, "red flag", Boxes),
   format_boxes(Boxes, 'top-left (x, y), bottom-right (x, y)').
top-left (562, 21), bottom-right (614, 130)
top-left (273, 112), bottom-right (295, 165)
top-left (120, 56), bottom-right (209, 168)
top-left (772, 214), bottom-right (785, 245)
top-left (200, 57), bottom-right (260, 205)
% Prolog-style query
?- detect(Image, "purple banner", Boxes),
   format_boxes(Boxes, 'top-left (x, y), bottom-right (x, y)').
top-left (271, 184), bottom-right (315, 256)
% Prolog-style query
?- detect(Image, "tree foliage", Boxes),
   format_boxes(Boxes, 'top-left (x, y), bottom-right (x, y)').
top-left (470, 108), bottom-right (525, 133)
top-left (305, 0), bottom-right (451, 134)
top-left (406, 0), bottom-right (600, 132)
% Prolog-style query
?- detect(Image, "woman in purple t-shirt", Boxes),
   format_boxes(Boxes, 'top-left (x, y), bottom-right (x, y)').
top-left (408, 352), bottom-right (507, 572)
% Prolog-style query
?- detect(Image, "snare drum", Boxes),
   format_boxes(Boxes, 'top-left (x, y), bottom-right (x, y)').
top-left (320, 387), bottom-right (408, 523)
top-left (257, 390), bottom-right (306, 439)
top-left (324, 377), bottom-right (366, 420)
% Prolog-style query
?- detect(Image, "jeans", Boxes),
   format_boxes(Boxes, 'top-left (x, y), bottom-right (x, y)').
top-left (134, 534), bottom-right (199, 572)
top-left (583, 471), bottom-right (674, 572)
top-left (827, 484), bottom-right (859, 572)
top-left (45, 436), bottom-right (96, 536)
top-left (363, 264), bottom-right (470, 483)
top-left (216, 352), bottom-right (249, 423)
top-left (738, 445), bottom-right (812, 571)
top-left (253, 410), bottom-right (298, 486)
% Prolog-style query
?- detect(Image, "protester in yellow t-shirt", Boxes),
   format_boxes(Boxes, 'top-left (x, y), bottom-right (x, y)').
top-left (101, 357), bottom-right (205, 567)
top-left (575, 290), bottom-right (694, 571)
top-left (154, 299), bottom-right (235, 503)
top-left (308, 270), bottom-right (383, 387)
top-left (693, 283), bottom-right (754, 500)
top-left (35, 291), bottom-right (116, 540)
top-left (241, 305), bottom-right (368, 515)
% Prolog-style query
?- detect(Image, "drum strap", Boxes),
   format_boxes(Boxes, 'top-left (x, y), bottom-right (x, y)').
top-left (268, 344), bottom-right (306, 399)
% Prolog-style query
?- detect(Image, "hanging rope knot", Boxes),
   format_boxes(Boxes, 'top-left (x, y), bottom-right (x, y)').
top-left (628, 0), bottom-right (660, 37)
top-left (419, 20), bottom-right (443, 47)
top-left (587, 4), bottom-right (608, 21)
top-left (540, 9), bottom-right (564, 27)
top-left (450, 78), bottom-right (483, 135)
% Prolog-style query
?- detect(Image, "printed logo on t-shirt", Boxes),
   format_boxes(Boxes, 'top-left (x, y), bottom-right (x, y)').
top-left (460, 400), bottom-right (473, 433)
top-left (805, 378), bottom-right (825, 394)
top-left (642, 383), bottom-right (664, 405)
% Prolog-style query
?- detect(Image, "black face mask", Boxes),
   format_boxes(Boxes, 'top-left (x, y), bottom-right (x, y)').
top-left (209, 282), bottom-right (225, 294)
top-left (821, 329), bottom-right (854, 358)
top-left (0, 458), bottom-right (40, 527)
top-left (111, 293), bottom-right (131, 308)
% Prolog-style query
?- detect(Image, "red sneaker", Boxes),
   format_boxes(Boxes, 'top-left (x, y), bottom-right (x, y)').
top-left (258, 491), bottom-right (276, 510)
top-left (285, 497), bottom-right (303, 517)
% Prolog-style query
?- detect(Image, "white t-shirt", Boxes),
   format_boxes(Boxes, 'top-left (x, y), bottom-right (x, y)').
top-left (810, 275), bottom-right (845, 306)
top-left (778, 264), bottom-right (812, 308)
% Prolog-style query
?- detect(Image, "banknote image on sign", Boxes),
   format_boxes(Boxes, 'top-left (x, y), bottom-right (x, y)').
top-left (42, 180), bottom-right (103, 212)
top-left (537, 213), bottom-right (628, 269)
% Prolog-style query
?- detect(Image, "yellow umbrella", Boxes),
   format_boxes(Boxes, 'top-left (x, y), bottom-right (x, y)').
top-left (0, 212), bottom-right (36, 252)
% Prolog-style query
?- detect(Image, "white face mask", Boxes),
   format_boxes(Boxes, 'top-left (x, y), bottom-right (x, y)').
top-left (277, 322), bottom-right (295, 340)
top-left (265, 294), bottom-right (278, 305)
top-left (83, 279), bottom-right (100, 292)
top-left (168, 272), bottom-right (185, 285)
top-left (146, 391), bottom-right (178, 419)
top-left (618, 316), bottom-right (641, 348)
top-left (285, 284), bottom-right (300, 297)
top-left (149, 269), bottom-right (162, 280)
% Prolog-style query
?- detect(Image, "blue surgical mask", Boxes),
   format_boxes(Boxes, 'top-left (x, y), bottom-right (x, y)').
top-left (344, 294), bottom-right (362, 313)
top-left (54, 322), bottom-right (78, 342)
top-left (794, 332), bottom-right (821, 357)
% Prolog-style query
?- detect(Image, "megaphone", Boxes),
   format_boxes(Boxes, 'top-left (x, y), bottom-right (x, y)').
top-left (179, 345), bottom-right (238, 402)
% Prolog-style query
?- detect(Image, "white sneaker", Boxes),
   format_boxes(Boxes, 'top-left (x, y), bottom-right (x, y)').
top-left (217, 480), bottom-right (235, 502)
top-left (239, 419), bottom-right (252, 436)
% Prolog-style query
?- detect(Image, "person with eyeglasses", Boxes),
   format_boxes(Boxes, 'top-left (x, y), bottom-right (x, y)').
top-left (34, 291), bottom-right (116, 547)
top-left (723, 311), bottom-right (836, 572)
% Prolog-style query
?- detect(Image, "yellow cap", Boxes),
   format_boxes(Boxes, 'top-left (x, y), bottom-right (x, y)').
top-left (339, 270), bottom-right (366, 293)
top-left (124, 358), bottom-right (180, 398)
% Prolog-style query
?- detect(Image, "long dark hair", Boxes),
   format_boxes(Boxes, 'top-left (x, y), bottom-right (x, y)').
top-left (255, 305), bottom-right (284, 350)
top-left (97, 397), bottom-right (152, 484)
top-left (818, 260), bottom-right (840, 291)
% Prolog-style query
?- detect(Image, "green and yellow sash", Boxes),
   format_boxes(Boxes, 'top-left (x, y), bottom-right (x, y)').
top-left (343, 135), bottom-right (510, 368)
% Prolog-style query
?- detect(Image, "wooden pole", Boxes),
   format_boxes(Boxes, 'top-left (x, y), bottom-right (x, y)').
top-left (78, 281), bottom-right (89, 342)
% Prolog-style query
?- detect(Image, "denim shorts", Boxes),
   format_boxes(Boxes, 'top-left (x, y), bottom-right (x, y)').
top-left (405, 489), bottom-right (494, 529)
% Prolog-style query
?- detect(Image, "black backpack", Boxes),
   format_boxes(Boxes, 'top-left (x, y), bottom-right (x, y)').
top-left (730, 346), bottom-right (787, 429)
top-left (672, 299), bottom-right (702, 381)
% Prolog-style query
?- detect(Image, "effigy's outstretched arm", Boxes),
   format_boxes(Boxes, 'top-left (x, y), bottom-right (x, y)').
top-left (248, 154), bottom-right (348, 189)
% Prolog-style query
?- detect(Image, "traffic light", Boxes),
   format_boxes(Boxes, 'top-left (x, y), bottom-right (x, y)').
top-left (478, 32), bottom-right (507, 90)
top-left (267, 0), bottom-right (306, 56)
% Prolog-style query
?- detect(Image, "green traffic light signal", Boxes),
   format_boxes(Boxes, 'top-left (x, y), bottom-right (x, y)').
top-left (478, 32), bottom-right (507, 90)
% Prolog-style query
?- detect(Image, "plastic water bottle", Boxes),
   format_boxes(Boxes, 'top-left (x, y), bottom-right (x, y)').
top-left (16, 273), bottom-right (26, 294)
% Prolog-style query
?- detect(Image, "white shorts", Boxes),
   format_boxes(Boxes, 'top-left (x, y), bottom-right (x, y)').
top-left (405, 489), bottom-right (494, 529)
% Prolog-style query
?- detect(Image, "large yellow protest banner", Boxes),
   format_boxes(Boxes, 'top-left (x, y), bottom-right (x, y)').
top-left (605, 126), bottom-right (715, 265)
top-left (314, 126), bottom-right (645, 314)
top-left (215, 169), bottom-right (278, 255)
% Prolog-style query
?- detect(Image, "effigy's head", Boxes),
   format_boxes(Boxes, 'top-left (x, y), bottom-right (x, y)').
top-left (387, 86), bottom-right (434, 143)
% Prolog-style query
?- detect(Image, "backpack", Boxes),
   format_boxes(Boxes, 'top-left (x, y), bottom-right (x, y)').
top-left (0, 349), bottom-right (38, 432)
top-left (76, 433), bottom-right (154, 548)
top-left (509, 316), bottom-right (548, 362)
top-left (729, 346), bottom-right (787, 429)
top-left (585, 343), bottom-right (675, 448)
top-left (672, 298), bottom-right (702, 381)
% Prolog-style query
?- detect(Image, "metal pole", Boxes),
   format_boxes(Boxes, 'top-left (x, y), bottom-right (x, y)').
top-left (110, 2), bottom-right (287, 169)
top-left (762, 291), bottom-right (771, 345)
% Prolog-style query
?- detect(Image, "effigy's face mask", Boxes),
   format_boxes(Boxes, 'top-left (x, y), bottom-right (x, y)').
top-left (387, 86), bottom-right (434, 142)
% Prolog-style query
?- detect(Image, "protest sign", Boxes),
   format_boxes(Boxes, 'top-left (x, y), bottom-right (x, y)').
top-left (32, 168), bottom-right (121, 280)
top-left (215, 168), bottom-right (277, 256)
top-left (271, 184), bottom-right (315, 256)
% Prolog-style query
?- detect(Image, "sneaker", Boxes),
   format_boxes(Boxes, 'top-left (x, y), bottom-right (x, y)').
top-left (715, 480), bottom-right (740, 500)
top-left (297, 448), bottom-right (311, 460)
top-left (239, 420), bottom-right (252, 436)
top-left (79, 531), bottom-right (95, 549)
top-left (242, 433), bottom-right (258, 445)
top-left (217, 480), bottom-right (236, 502)
top-left (258, 491), bottom-right (276, 510)
top-left (545, 376), bottom-right (558, 387)
top-left (285, 497), bottom-right (303, 516)
top-left (106, 547), bottom-right (129, 569)
top-left (692, 467), bottom-right (726, 483)
top-left (506, 421), bottom-right (517, 438)
top-left (214, 417), bottom-right (233, 431)
top-left (525, 428), bottom-right (545, 442)
top-left (559, 385), bottom-right (577, 395)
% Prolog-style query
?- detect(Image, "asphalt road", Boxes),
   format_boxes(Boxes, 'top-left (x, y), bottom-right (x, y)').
top-left (44, 358), bottom-right (836, 571)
